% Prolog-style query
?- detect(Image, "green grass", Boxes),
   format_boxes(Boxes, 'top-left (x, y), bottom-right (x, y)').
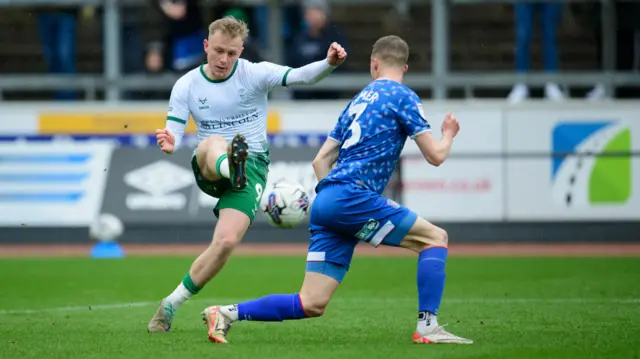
top-left (1, 256), bottom-right (639, 359)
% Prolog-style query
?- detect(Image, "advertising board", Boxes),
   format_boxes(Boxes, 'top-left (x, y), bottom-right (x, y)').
top-left (0, 142), bottom-right (114, 227)
top-left (100, 145), bottom-right (322, 225)
top-left (505, 108), bottom-right (640, 221)
top-left (401, 157), bottom-right (503, 221)
top-left (401, 108), bottom-right (503, 156)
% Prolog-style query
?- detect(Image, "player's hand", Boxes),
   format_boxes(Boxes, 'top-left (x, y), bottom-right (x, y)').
top-left (326, 42), bottom-right (347, 67)
top-left (156, 129), bottom-right (175, 154)
top-left (441, 113), bottom-right (460, 138)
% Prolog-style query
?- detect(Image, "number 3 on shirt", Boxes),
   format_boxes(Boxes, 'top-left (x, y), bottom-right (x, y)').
top-left (341, 102), bottom-right (368, 149)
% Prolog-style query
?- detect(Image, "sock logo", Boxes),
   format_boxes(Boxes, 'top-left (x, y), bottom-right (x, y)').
top-left (418, 311), bottom-right (428, 321)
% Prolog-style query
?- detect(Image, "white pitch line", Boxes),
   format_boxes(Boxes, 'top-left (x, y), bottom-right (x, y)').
top-left (0, 297), bottom-right (638, 315)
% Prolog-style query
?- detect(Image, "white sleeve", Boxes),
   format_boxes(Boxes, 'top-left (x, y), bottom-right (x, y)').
top-left (251, 60), bottom-right (337, 92)
top-left (166, 75), bottom-right (191, 150)
top-left (284, 59), bottom-right (336, 86)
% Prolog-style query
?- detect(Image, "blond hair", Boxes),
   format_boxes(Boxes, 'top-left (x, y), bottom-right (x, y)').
top-left (208, 16), bottom-right (249, 41)
top-left (371, 35), bottom-right (409, 67)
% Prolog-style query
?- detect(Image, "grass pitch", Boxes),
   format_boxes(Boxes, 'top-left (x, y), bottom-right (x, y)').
top-left (1, 256), bottom-right (639, 359)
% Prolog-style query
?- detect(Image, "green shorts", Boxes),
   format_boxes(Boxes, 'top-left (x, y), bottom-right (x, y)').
top-left (191, 152), bottom-right (269, 222)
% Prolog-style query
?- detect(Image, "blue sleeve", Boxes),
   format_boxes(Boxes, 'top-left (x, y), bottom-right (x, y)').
top-left (397, 91), bottom-right (431, 139)
top-left (328, 104), bottom-right (350, 143)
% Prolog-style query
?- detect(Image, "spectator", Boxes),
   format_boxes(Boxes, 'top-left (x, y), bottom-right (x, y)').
top-left (507, 2), bottom-right (564, 103)
top-left (584, 1), bottom-right (640, 100)
top-left (155, 0), bottom-right (205, 73)
top-left (287, 0), bottom-right (348, 100)
top-left (35, 4), bottom-right (83, 100)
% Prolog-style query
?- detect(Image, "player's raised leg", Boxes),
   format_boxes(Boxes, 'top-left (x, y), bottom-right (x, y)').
top-left (398, 217), bottom-right (473, 344)
top-left (195, 133), bottom-right (249, 190)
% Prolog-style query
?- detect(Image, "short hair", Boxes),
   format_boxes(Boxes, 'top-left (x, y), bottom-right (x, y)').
top-left (371, 35), bottom-right (409, 67)
top-left (208, 16), bottom-right (249, 41)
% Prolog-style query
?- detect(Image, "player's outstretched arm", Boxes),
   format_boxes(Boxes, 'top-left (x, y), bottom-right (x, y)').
top-left (312, 138), bottom-right (340, 181)
top-left (283, 42), bottom-right (347, 86)
top-left (251, 42), bottom-right (347, 92)
top-left (414, 113), bottom-right (460, 166)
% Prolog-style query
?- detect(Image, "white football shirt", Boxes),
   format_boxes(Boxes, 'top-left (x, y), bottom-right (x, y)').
top-left (166, 59), bottom-right (291, 154)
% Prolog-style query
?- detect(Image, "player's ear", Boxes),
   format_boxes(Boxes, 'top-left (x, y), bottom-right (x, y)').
top-left (203, 39), bottom-right (209, 52)
top-left (403, 64), bottom-right (408, 73)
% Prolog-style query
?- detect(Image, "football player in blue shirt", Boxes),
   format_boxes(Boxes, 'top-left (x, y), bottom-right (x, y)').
top-left (201, 35), bottom-right (472, 345)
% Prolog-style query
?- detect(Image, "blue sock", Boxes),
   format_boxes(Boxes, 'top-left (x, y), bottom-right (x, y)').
top-left (237, 293), bottom-right (307, 321)
top-left (417, 247), bottom-right (448, 315)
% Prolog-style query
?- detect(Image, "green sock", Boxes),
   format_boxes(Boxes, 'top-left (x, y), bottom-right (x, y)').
top-left (216, 154), bottom-right (230, 178)
top-left (182, 274), bottom-right (202, 295)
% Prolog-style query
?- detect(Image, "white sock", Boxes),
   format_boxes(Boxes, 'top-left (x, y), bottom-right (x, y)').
top-left (417, 311), bottom-right (438, 334)
top-left (164, 283), bottom-right (193, 310)
top-left (219, 304), bottom-right (239, 321)
top-left (218, 158), bottom-right (230, 178)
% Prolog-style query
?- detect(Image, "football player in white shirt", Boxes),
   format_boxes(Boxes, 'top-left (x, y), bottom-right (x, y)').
top-left (148, 16), bottom-right (347, 333)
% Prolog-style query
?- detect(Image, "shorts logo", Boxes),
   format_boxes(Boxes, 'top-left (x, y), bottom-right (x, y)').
top-left (387, 198), bottom-right (400, 208)
top-left (355, 219), bottom-right (379, 242)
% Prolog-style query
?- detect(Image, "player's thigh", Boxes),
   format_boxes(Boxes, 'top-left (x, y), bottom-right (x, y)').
top-left (191, 155), bottom-right (229, 198)
top-left (312, 184), bottom-right (418, 249)
top-left (195, 134), bottom-right (228, 180)
top-left (343, 193), bottom-right (419, 249)
top-left (398, 216), bottom-right (448, 254)
top-left (214, 156), bottom-right (268, 223)
top-left (306, 226), bottom-right (357, 285)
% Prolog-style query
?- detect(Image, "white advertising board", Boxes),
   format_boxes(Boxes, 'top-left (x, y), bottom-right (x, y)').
top-left (505, 108), bottom-right (640, 221)
top-left (401, 107), bottom-right (503, 156)
top-left (401, 157), bottom-right (504, 221)
top-left (0, 142), bottom-right (114, 227)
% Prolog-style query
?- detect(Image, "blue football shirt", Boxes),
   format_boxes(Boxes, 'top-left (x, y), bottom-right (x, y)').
top-left (318, 78), bottom-right (432, 194)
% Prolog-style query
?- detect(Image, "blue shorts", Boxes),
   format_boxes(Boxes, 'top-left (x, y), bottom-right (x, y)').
top-left (305, 183), bottom-right (417, 283)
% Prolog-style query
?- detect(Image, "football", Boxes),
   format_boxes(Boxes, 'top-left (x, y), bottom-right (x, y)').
top-left (261, 181), bottom-right (310, 229)
top-left (89, 213), bottom-right (124, 242)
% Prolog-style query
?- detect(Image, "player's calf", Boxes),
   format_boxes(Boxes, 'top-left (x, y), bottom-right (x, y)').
top-left (398, 217), bottom-right (472, 344)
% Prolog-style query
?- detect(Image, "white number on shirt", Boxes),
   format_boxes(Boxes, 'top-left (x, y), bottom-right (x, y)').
top-left (341, 102), bottom-right (368, 149)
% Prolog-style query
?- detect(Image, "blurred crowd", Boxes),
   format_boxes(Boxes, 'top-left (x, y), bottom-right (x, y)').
top-left (32, 0), bottom-right (349, 100)
top-left (17, 0), bottom-right (640, 101)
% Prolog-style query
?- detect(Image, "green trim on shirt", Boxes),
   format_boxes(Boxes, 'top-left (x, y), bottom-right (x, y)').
top-left (281, 68), bottom-right (292, 87)
top-left (200, 60), bottom-right (238, 84)
top-left (167, 116), bottom-right (186, 124)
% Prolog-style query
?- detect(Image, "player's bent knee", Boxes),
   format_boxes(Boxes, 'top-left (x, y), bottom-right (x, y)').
top-left (414, 227), bottom-right (447, 251)
top-left (211, 235), bottom-right (240, 253)
top-left (401, 218), bottom-right (449, 253)
top-left (299, 270), bottom-right (341, 317)
top-left (299, 294), bottom-right (327, 317)
top-left (431, 227), bottom-right (448, 248)
top-left (210, 229), bottom-right (244, 254)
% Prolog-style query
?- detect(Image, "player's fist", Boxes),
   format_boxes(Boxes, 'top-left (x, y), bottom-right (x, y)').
top-left (156, 129), bottom-right (175, 154)
top-left (441, 113), bottom-right (460, 138)
top-left (326, 42), bottom-right (347, 67)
